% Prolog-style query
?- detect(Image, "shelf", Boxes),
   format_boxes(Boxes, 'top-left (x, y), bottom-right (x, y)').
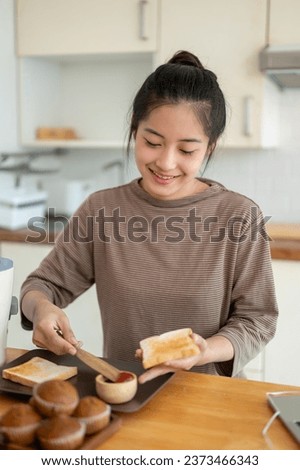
top-left (22, 140), bottom-right (125, 149)
top-left (19, 55), bottom-right (153, 150)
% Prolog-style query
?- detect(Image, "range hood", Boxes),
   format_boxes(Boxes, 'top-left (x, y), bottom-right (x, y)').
top-left (259, 45), bottom-right (300, 89)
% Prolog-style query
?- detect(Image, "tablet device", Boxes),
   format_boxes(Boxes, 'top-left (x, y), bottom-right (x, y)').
top-left (267, 393), bottom-right (300, 443)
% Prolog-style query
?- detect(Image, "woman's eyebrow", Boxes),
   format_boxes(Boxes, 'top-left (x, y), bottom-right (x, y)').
top-left (144, 127), bottom-right (164, 138)
top-left (179, 137), bottom-right (202, 143)
top-left (143, 127), bottom-right (202, 143)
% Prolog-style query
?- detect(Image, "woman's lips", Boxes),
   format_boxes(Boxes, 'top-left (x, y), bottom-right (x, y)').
top-left (149, 168), bottom-right (179, 183)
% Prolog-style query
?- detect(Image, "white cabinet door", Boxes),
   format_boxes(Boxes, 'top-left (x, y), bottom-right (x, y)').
top-left (158, 0), bottom-right (278, 149)
top-left (268, 0), bottom-right (300, 45)
top-left (1, 242), bottom-right (103, 356)
top-left (244, 352), bottom-right (265, 382)
top-left (16, 0), bottom-right (158, 56)
top-left (264, 260), bottom-right (300, 386)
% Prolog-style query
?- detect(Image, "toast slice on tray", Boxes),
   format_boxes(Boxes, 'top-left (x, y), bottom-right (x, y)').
top-left (2, 356), bottom-right (78, 387)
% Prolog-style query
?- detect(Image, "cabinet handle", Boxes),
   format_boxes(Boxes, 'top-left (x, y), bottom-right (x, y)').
top-left (139, 0), bottom-right (149, 40)
top-left (243, 96), bottom-right (254, 137)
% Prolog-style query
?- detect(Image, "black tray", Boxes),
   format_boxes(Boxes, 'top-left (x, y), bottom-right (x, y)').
top-left (0, 349), bottom-right (173, 413)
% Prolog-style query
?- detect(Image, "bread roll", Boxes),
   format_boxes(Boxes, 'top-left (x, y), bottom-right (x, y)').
top-left (36, 127), bottom-right (78, 140)
top-left (140, 328), bottom-right (199, 369)
top-left (2, 357), bottom-right (78, 387)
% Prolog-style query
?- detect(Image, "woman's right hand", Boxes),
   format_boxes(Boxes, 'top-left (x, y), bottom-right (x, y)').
top-left (22, 291), bottom-right (79, 356)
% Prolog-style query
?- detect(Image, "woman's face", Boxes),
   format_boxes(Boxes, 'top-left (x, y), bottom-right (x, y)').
top-left (134, 103), bottom-right (210, 200)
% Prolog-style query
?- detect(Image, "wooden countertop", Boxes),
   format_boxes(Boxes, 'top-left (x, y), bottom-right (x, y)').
top-left (0, 217), bottom-right (67, 244)
top-left (1, 348), bottom-right (300, 450)
top-left (267, 224), bottom-right (300, 261)
top-left (0, 227), bottom-right (41, 243)
top-left (1, 223), bottom-right (300, 260)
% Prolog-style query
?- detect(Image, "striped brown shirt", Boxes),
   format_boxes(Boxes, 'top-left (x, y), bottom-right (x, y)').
top-left (21, 178), bottom-right (278, 377)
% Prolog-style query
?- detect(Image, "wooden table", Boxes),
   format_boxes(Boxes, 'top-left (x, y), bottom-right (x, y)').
top-left (1, 348), bottom-right (300, 450)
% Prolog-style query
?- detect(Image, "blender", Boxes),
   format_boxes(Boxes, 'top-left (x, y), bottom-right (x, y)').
top-left (0, 257), bottom-right (18, 366)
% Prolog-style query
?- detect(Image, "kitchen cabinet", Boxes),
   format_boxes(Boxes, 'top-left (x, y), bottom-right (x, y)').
top-left (0, 242), bottom-right (103, 356)
top-left (18, 54), bottom-right (153, 148)
top-left (268, 0), bottom-right (300, 45)
top-left (244, 352), bottom-right (265, 382)
top-left (16, 0), bottom-right (158, 56)
top-left (244, 259), bottom-right (300, 386)
top-left (16, 0), bottom-right (279, 150)
top-left (157, 0), bottom-right (279, 149)
top-left (15, 0), bottom-right (157, 148)
top-left (263, 260), bottom-right (300, 386)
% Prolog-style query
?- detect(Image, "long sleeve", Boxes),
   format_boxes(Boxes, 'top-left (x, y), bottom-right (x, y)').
top-left (215, 206), bottom-right (278, 376)
top-left (20, 197), bottom-right (95, 329)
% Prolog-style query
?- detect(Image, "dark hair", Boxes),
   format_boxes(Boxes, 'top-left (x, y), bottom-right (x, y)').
top-left (127, 50), bottom-right (226, 158)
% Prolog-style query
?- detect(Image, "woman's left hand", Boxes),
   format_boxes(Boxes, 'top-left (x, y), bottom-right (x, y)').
top-left (136, 333), bottom-right (208, 384)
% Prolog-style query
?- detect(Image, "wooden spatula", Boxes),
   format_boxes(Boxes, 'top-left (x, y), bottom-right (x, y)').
top-left (54, 327), bottom-right (131, 383)
top-left (75, 347), bottom-right (123, 382)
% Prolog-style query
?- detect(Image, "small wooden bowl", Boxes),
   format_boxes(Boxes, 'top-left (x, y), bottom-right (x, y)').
top-left (95, 372), bottom-right (138, 404)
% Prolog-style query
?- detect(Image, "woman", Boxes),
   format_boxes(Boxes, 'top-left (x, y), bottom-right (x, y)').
top-left (20, 51), bottom-right (278, 383)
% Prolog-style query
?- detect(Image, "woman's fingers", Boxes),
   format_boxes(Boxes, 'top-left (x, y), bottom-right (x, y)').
top-left (135, 348), bottom-right (143, 359)
top-left (32, 320), bottom-right (79, 355)
top-left (192, 333), bottom-right (207, 352)
top-left (138, 365), bottom-right (175, 384)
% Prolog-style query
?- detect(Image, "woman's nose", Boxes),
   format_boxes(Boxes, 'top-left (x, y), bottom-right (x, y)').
top-left (156, 147), bottom-right (177, 171)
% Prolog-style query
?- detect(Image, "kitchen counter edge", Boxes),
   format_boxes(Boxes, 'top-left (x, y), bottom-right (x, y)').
top-left (1, 223), bottom-right (300, 260)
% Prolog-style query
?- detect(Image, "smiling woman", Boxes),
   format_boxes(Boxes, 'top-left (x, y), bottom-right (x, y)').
top-left (134, 103), bottom-right (210, 200)
top-left (127, 50), bottom-right (226, 201)
top-left (20, 50), bottom-right (278, 385)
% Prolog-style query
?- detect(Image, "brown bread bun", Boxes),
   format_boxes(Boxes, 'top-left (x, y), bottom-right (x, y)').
top-left (73, 396), bottom-right (111, 435)
top-left (32, 379), bottom-right (79, 417)
top-left (0, 403), bottom-right (42, 445)
top-left (37, 415), bottom-right (86, 450)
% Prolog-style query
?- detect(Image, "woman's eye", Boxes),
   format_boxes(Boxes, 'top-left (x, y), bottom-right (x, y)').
top-left (180, 149), bottom-right (195, 155)
top-left (145, 138), bottom-right (160, 147)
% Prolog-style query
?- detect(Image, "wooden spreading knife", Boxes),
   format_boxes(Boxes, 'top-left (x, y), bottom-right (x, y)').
top-left (54, 327), bottom-right (131, 383)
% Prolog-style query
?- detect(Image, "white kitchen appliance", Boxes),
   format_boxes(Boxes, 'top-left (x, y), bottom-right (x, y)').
top-left (0, 257), bottom-right (18, 366)
top-left (64, 179), bottom-right (97, 216)
top-left (0, 188), bottom-right (47, 230)
top-left (260, 45), bottom-right (300, 89)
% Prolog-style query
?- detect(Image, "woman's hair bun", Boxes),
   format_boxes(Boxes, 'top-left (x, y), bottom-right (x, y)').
top-left (168, 50), bottom-right (218, 81)
top-left (168, 50), bottom-right (204, 69)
